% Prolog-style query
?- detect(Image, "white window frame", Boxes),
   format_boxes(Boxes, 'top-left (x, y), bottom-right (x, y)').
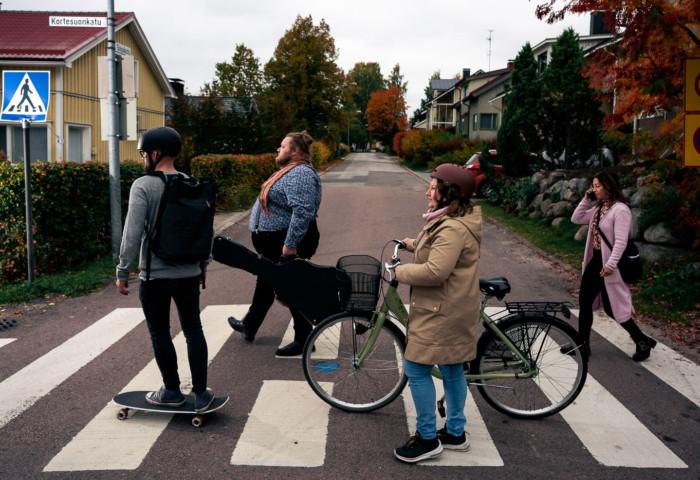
top-left (480, 113), bottom-right (498, 130)
top-left (65, 123), bottom-right (92, 163)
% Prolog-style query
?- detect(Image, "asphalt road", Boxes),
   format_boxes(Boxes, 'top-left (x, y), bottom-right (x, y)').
top-left (0, 152), bottom-right (697, 480)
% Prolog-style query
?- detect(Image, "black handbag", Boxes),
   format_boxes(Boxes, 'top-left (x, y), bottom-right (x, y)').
top-left (595, 208), bottom-right (642, 284)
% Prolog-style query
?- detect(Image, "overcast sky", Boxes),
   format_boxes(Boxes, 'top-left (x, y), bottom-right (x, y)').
top-left (12, 0), bottom-right (590, 112)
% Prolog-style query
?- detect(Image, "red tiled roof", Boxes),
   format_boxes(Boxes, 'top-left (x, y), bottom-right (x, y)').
top-left (0, 11), bottom-right (133, 61)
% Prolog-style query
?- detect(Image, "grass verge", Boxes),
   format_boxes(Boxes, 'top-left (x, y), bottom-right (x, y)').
top-left (0, 256), bottom-right (114, 305)
top-left (480, 201), bottom-right (699, 329)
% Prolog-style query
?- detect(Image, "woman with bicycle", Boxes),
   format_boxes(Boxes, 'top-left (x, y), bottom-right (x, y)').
top-left (391, 164), bottom-right (481, 464)
top-left (571, 169), bottom-right (655, 361)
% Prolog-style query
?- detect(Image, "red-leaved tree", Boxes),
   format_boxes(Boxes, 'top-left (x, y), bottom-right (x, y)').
top-left (535, 0), bottom-right (700, 155)
top-left (366, 86), bottom-right (408, 148)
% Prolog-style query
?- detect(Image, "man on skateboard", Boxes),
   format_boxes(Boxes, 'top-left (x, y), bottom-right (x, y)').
top-left (116, 127), bottom-right (215, 413)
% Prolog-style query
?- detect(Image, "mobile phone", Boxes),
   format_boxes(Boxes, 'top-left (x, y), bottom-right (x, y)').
top-left (586, 191), bottom-right (596, 201)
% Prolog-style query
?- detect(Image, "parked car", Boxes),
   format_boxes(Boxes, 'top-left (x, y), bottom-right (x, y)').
top-left (465, 149), bottom-right (502, 198)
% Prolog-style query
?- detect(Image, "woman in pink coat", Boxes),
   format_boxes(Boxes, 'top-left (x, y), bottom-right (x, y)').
top-left (570, 169), bottom-right (655, 361)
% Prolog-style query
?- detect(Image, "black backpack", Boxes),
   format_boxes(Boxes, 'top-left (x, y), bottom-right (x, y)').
top-left (146, 172), bottom-right (216, 278)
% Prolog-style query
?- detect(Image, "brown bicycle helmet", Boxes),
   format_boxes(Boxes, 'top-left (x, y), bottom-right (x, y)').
top-left (430, 163), bottom-right (476, 200)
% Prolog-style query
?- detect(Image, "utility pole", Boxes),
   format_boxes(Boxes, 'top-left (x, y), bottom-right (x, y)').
top-left (487, 30), bottom-right (494, 71)
top-left (107, 0), bottom-right (122, 258)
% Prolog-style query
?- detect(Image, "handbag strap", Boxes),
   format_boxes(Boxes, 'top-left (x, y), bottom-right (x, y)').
top-left (595, 207), bottom-right (614, 250)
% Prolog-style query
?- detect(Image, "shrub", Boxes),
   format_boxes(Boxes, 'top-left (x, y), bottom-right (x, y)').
top-left (392, 131), bottom-right (406, 157)
top-left (312, 141), bottom-right (333, 169)
top-left (428, 143), bottom-right (480, 170)
top-left (0, 161), bottom-right (142, 285)
top-left (399, 130), bottom-right (463, 169)
top-left (191, 153), bottom-right (276, 211)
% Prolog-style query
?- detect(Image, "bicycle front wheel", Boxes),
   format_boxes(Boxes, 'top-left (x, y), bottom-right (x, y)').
top-left (474, 315), bottom-right (587, 419)
top-left (302, 312), bottom-right (407, 412)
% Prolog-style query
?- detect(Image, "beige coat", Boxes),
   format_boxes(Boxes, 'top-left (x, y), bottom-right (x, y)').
top-left (395, 207), bottom-right (482, 365)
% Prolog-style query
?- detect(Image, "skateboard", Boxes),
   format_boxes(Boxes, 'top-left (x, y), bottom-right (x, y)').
top-left (114, 391), bottom-right (229, 428)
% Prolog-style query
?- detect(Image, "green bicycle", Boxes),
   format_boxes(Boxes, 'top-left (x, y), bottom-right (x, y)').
top-left (302, 240), bottom-right (588, 419)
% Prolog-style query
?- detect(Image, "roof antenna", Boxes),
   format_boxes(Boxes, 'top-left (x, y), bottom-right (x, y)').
top-left (487, 30), bottom-right (493, 71)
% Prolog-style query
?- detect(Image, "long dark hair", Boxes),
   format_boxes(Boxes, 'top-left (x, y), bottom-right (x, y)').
top-left (436, 180), bottom-right (473, 217)
top-left (594, 169), bottom-right (627, 204)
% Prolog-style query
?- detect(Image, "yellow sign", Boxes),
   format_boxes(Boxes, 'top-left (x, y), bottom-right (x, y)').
top-left (684, 113), bottom-right (700, 167)
top-left (685, 58), bottom-right (700, 112)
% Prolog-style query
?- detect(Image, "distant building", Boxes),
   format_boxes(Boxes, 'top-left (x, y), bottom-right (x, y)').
top-left (0, 10), bottom-right (174, 163)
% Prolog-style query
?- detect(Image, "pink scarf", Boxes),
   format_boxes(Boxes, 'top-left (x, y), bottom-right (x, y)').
top-left (422, 206), bottom-right (448, 222)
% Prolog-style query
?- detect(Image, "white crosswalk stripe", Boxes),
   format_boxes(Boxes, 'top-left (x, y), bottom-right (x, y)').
top-left (0, 338), bottom-right (16, 349)
top-left (585, 310), bottom-right (700, 408)
top-left (0, 308), bottom-right (144, 430)
top-left (402, 381), bottom-right (504, 466)
top-left (230, 380), bottom-right (333, 467)
top-left (0, 304), bottom-right (692, 472)
top-left (43, 305), bottom-right (246, 472)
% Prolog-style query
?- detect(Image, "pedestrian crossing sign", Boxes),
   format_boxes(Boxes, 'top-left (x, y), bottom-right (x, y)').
top-left (1, 71), bottom-right (50, 122)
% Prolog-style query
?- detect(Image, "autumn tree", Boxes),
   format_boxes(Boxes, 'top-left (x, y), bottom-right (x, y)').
top-left (496, 42), bottom-right (544, 176)
top-left (535, 0), bottom-right (700, 156)
top-left (366, 86), bottom-right (408, 148)
top-left (539, 28), bottom-right (603, 168)
top-left (261, 15), bottom-right (345, 144)
top-left (203, 43), bottom-right (263, 98)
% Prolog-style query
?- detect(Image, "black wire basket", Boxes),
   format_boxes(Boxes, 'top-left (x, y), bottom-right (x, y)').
top-left (336, 255), bottom-right (382, 312)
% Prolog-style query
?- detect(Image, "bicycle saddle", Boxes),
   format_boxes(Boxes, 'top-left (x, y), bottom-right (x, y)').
top-left (479, 277), bottom-right (511, 300)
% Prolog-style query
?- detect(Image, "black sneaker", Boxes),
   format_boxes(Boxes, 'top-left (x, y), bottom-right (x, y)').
top-left (437, 427), bottom-right (470, 451)
top-left (228, 316), bottom-right (254, 342)
top-left (194, 388), bottom-right (215, 412)
top-left (275, 340), bottom-right (304, 357)
top-left (393, 432), bottom-right (443, 463)
top-left (632, 337), bottom-right (657, 362)
top-left (145, 386), bottom-right (185, 407)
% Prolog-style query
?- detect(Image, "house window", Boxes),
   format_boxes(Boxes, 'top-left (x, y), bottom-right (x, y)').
top-left (537, 52), bottom-right (548, 74)
top-left (67, 124), bottom-right (91, 163)
top-left (9, 125), bottom-right (48, 163)
top-left (480, 113), bottom-right (498, 130)
top-left (472, 114), bottom-right (478, 131)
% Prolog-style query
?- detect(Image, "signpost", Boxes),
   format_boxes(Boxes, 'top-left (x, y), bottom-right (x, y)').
top-left (685, 58), bottom-right (700, 167)
top-left (0, 70), bottom-right (50, 284)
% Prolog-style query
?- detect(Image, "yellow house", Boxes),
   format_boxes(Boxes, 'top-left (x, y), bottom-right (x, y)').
top-left (0, 10), bottom-right (174, 163)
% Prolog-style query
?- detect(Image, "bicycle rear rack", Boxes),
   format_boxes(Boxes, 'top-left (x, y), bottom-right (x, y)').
top-left (505, 301), bottom-right (574, 319)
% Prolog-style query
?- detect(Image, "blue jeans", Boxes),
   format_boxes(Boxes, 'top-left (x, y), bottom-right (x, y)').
top-left (404, 359), bottom-right (468, 440)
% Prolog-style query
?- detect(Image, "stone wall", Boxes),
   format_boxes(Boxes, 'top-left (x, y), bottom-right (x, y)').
top-left (520, 171), bottom-right (685, 264)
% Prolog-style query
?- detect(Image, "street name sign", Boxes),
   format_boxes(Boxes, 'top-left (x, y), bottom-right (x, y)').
top-left (0, 71), bottom-right (50, 122)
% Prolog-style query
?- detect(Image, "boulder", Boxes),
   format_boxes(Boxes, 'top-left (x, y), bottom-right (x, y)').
top-left (637, 242), bottom-right (686, 264)
top-left (531, 193), bottom-right (545, 210)
top-left (574, 225), bottom-right (588, 241)
top-left (540, 199), bottom-right (552, 214)
top-left (547, 201), bottom-right (573, 218)
top-left (531, 172), bottom-right (545, 187)
top-left (630, 208), bottom-right (642, 240)
top-left (643, 222), bottom-right (681, 246)
top-left (529, 210), bottom-right (541, 219)
top-left (551, 217), bottom-right (567, 228)
top-left (562, 187), bottom-right (580, 203)
top-left (630, 186), bottom-right (649, 208)
top-left (546, 180), bottom-right (567, 201)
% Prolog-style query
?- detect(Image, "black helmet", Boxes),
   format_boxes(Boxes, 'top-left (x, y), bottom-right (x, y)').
top-left (137, 127), bottom-right (182, 157)
top-left (430, 163), bottom-right (475, 200)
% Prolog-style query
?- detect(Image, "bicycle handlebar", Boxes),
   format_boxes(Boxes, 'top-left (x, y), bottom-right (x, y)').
top-left (384, 239), bottom-right (406, 283)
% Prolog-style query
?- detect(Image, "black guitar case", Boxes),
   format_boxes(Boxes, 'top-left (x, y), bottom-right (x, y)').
top-left (212, 236), bottom-right (352, 323)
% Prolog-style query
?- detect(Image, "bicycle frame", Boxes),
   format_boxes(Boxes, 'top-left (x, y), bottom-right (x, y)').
top-left (358, 281), bottom-right (538, 381)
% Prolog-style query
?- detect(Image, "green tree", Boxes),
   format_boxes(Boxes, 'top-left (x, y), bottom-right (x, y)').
top-left (203, 43), bottom-right (263, 98)
top-left (386, 63), bottom-right (407, 95)
top-left (262, 15), bottom-right (345, 144)
top-left (496, 43), bottom-right (543, 176)
top-left (539, 28), bottom-right (604, 168)
top-left (347, 62), bottom-right (385, 114)
top-left (411, 70), bottom-right (440, 125)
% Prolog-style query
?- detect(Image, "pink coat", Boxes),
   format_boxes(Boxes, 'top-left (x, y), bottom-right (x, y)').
top-left (571, 198), bottom-right (634, 323)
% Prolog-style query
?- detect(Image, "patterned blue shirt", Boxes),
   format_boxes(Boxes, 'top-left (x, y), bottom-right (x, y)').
top-left (248, 163), bottom-right (322, 248)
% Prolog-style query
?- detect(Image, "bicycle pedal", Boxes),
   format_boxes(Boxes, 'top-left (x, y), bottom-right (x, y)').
top-left (437, 399), bottom-right (446, 418)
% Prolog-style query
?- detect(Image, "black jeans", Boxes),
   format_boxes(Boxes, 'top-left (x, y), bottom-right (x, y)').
top-left (139, 276), bottom-right (208, 393)
top-left (244, 220), bottom-right (320, 342)
top-left (577, 249), bottom-right (614, 345)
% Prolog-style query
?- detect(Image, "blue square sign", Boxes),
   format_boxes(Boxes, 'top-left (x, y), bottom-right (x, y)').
top-left (1, 71), bottom-right (51, 122)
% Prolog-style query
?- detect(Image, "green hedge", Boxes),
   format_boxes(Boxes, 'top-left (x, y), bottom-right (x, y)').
top-left (0, 161), bottom-right (143, 285)
top-left (191, 153), bottom-right (276, 211)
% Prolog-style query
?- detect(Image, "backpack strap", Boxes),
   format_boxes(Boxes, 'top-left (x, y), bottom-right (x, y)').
top-left (144, 171), bottom-right (177, 281)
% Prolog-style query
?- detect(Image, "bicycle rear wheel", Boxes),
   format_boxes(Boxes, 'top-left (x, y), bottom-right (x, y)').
top-left (474, 315), bottom-right (587, 419)
top-left (302, 312), bottom-right (407, 412)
